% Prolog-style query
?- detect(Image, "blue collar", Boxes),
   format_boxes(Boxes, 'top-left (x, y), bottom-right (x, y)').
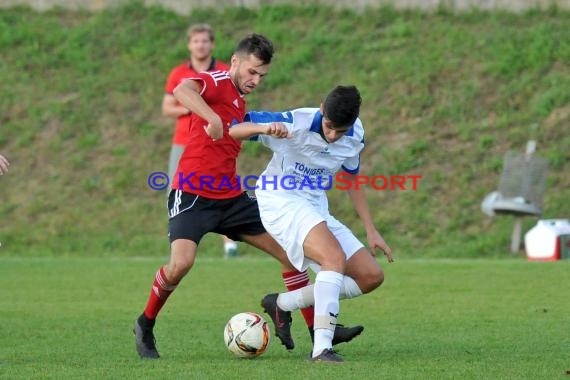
top-left (310, 111), bottom-right (323, 133)
top-left (310, 110), bottom-right (355, 137)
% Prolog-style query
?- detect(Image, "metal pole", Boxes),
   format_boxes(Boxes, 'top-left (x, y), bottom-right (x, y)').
top-left (511, 217), bottom-right (523, 253)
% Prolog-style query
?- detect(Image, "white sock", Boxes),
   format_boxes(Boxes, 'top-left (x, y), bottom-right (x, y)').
top-left (277, 286), bottom-right (314, 311)
top-left (312, 270), bottom-right (344, 358)
top-left (341, 275), bottom-right (363, 299)
top-left (224, 241), bottom-right (237, 254)
top-left (276, 275), bottom-right (363, 311)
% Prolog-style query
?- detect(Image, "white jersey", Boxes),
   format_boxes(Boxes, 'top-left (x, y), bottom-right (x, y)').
top-left (244, 108), bottom-right (365, 213)
top-left (237, 108), bottom-right (365, 271)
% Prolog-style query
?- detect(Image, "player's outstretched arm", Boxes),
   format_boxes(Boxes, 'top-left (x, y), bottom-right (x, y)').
top-left (229, 122), bottom-right (291, 140)
top-left (345, 173), bottom-right (394, 262)
top-left (173, 79), bottom-right (223, 140)
top-left (0, 154), bottom-right (9, 175)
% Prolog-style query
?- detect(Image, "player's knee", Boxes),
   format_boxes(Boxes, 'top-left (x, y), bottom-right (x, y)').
top-left (168, 253), bottom-right (195, 281)
top-left (320, 250), bottom-right (346, 273)
top-left (360, 266), bottom-right (384, 294)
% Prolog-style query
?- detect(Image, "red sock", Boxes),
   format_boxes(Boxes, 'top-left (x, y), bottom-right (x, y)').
top-left (143, 267), bottom-right (178, 320)
top-left (282, 270), bottom-right (314, 328)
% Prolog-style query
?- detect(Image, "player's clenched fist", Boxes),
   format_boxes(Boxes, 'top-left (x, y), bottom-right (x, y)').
top-left (203, 115), bottom-right (224, 141)
top-left (265, 122), bottom-right (291, 139)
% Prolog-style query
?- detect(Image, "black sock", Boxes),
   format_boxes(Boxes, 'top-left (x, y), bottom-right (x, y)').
top-left (138, 313), bottom-right (156, 328)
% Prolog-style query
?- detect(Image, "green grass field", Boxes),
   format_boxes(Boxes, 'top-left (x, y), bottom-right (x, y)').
top-left (1, 256), bottom-right (568, 379)
top-left (1, 4), bottom-right (569, 378)
top-left (1, 4), bottom-right (569, 258)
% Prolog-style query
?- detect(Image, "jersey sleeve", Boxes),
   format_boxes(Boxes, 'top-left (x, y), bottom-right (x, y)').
top-left (197, 71), bottom-right (229, 101)
top-left (168, 70), bottom-right (211, 99)
top-left (341, 153), bottom-right (361, 174)
top-left (242, 111), bottom-right (295, 152)
top-left (164, 67), bottom-right (180, 94)
top-left (341, 120), bottom-right (365, 174)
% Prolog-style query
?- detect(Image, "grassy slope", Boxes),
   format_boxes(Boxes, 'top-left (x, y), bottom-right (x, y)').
top-left (0, 3), bottom-right (569, 257)
top-left (1, 257), bottom-right (569, 378)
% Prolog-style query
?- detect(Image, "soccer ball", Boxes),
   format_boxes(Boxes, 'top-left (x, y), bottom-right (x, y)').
top-left (223, 312), bottom-right (270, 358)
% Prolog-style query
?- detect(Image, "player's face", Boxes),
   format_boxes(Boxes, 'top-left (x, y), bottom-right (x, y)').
top-left (188, 32), bottom-right (214, 61)
top-left (231, 54), bottom-right (270, 95)
top-left (322, 118), bottom-right (351, 143)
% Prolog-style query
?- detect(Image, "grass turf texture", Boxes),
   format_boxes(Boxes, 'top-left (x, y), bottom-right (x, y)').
top-left (0, 4), bottom-right (569, 258)
top-left (1, 257), bottom-right (568, 379)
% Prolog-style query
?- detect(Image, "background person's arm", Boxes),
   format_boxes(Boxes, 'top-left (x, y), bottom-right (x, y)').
top-left (0, 154), bottom-right (10, 175)
top-left (161, 94), bottom-right (191, 118)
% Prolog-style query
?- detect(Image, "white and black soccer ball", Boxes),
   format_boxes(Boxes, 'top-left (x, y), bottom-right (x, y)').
top-left (223, 312), bottom-right (270, 358)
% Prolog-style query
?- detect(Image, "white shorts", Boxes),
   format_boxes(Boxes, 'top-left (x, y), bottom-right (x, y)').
top-left (257, 192), bottom-right (364, 272)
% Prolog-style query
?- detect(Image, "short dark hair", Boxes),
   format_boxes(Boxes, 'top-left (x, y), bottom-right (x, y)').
top-left (322, 85), bottom-right (362, 129)
top-left (234, 33), bottom-right (274, 64)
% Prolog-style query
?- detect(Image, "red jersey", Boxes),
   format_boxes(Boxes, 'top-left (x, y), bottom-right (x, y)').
top-left (164, 59), bottom-right (229, 145)
top-left (172, 70), bottom-right (245, 199)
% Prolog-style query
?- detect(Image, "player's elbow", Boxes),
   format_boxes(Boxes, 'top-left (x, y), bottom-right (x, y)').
top-left (162, 94), bottom-right (174, 117)
top-left (172, 82), bottom-right (185, 101)
top-left (173, 79), bottom-right (198, 100)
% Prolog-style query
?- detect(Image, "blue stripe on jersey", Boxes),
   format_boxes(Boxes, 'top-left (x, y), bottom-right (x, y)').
top-left (310, 110), bottom-right (356, 137)
top-left (309, 111), bottom-right (322, 133)
top-left (244, 111), bottom-right (293, 124)
top-left (244, 111), bottom-right (292, 141)
top-left (342, 159), bottom-right (360, 175)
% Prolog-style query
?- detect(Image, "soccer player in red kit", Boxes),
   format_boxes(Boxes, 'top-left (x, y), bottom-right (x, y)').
top-left (134, 34), bottom-right (362, 359)
top-left (162, 23), bottom-right (238, 258)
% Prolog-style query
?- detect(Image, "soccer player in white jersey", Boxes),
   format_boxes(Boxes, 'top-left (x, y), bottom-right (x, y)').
top-left (229, 85), bottom-right (394, 363)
